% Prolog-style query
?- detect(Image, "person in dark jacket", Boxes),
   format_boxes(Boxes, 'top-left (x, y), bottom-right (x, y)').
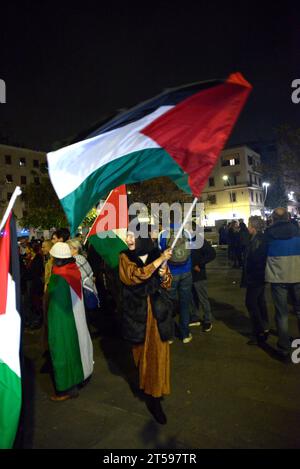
top-left (27, 242), bottom-right (44, 328)
top-left (119, 226), bottom-right (172, 425)
top-left (190, 232), bottom-right (216, 332)
top-left (218, 223), bottom-right (228, 245)
top-left (241, 216), bottom-right (269, 345)
top-left (239, 219), bottom-right (250, 266)
top-left (265, 208), bottom-right (300, 357)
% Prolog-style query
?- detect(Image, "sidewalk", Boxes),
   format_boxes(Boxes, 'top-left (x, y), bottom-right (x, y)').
top-left (21, 248), bottom-right (300, 449)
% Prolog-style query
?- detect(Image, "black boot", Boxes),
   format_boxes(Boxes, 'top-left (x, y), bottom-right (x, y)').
top-left (146, 396), bottom-right (167, 425)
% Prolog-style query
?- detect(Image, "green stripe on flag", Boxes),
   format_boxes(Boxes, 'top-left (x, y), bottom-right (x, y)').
top-left (0, 362), bottom-right (21, 449)
top-left (89, 231), bottom-right (127, 269)
top-left (61, 148), bottom-right (190, 234)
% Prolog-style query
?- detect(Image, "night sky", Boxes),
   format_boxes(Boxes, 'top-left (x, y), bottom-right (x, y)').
top-left (1, 2), bottom-right (300, 151)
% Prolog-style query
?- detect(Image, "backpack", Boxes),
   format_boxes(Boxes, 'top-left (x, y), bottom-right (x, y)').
top-left (166, 229), bottom-right (190, 265)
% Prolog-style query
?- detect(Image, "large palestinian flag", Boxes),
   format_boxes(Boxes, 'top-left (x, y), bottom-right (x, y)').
top-left (0, 214), bottom-right (22, 449)
top-left (87, 185), bottom-right (127, 269)
top-left (47, 263), bottom-right (93, 392)
top-left (47, 73), bottom-right (252, 234)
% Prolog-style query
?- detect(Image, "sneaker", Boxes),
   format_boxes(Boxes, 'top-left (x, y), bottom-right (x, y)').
top-left (183, 333), bottom-right (192, 344)
top-left (189, 321), bottom-right (201, 327)
top-left (203, 322), bottom-right (213, 333)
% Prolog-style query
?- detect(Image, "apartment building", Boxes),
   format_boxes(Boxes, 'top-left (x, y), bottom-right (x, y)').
top-left (201, 145), bottom-right (265, 225)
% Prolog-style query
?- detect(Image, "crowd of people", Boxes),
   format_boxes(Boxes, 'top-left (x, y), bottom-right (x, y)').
top-left (19, 207), bottom-right (300, 425)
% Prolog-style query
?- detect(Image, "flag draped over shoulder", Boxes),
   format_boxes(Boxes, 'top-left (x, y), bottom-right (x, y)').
top-left (87, 185), bottom-right (128, 269)
top-left (0, 214), bottom-right (22, 449)
top-left (47, 72), bottom-right (252, 233)
top-left (48, 263), bottom-right (93, 391)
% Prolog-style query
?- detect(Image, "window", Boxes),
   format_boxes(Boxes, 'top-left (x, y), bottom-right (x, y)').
top-left (33, 159), bottom-right (39, 168)
top-left (209, 194), bottom-right (217, 204)
top-left (230, 192), bottom-right (237, 203)
top-left (34, 177), bottom-right (40, 185)
top-left (254, 175), bottom-right (257, 185)
top-left (256, 193), bottom-right (258, 203)
top-left (6, 174), bottom-right (13, 183)
top-left (260, 193), bottom-right (263, 203)
top-left (7, 192), bottom-right (12, 201)
top-left (232, 175), bottom-right (238, 185)
top-left (258, 178), bottom-right (262, 187)
top-left (21, 176), bottom-right (27, 185)
top-left (208, 177), bottom-right (215, 187)
top-left (249, 173), bottom-right (253, 185)
top-left (248, 155), bottom-right (253, 165)
top-left (5, 155), bottom-right (11, 165)
top-left (222, 157), bottom-right (240, 167)
top-left (19, 157), bottom-right (26, 166)
top-left (250, 190), bottom-right (254, 202)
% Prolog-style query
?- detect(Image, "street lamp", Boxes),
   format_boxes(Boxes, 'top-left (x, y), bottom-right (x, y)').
top-left (262, 182), bottom-right (270, 219)
top-left (262, 182), bottom-right (270, 204)
top-left (222, 175), bottom-right (234, 218)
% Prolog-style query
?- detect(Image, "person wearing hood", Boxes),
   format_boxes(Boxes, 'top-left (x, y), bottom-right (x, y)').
top-left (119, 224), bottom-right (173, 425)
top-left (265, 208), bottom-right (300, 358)
top-left (47, 242), bottom-right (94, 401)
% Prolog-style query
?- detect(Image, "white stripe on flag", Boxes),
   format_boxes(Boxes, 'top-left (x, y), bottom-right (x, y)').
top-left (70, 288), bottom-right (94, 380)
top-left (47, 105), bottom-right (173, 200)
top-left (0, 274), bottom-right (21, 378)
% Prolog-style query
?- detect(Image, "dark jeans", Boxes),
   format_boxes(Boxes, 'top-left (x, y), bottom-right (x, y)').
top-left (271, 283), bottom-right (300, 353)
top-left (169, 271), bottom-right (193, 339)
top-left (191, 280), bottom-right (213, 323)
top-left (245, 285), bottom-right (269, 338)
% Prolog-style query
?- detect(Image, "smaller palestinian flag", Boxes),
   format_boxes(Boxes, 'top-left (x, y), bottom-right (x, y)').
top-left (87, 185), bottom-right (128, 269)
top-left (0, 214), bottom-right (22, 449)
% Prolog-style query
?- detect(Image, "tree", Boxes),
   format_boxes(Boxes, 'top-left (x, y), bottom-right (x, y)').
top-left (21, 177), bottom-right (67, 229)
top-left (260, 125), bottom-right (300, 209)
top-left (128, 177), bottom-right (192, 208)
top-left (21, 177), bottom-right (97, 230)
top-left (276, 125), bottom-right (300, 201)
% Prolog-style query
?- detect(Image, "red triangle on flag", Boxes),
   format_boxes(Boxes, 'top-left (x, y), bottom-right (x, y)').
top-left (88, 185), bottom-right (128, 238)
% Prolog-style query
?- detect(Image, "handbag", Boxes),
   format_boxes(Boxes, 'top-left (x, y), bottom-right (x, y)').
top-left (83, 285), bottom-right (99, 310)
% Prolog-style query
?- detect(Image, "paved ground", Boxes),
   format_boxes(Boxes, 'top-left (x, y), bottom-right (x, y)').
top-left (20, 248), bottom-right (300, 449)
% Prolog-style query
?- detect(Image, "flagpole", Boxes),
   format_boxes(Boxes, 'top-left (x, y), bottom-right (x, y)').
top-left (162, 196), bottom-right (198, 266)
top-left (0, 186), bottom-right (22, 232)
top-left (83, 190), bottom-right (113, 246)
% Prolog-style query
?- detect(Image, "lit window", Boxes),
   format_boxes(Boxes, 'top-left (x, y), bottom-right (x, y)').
top-left (230, 159), bottom-right (235, 166)
top-left (19, 157), bottom-right (26, 166)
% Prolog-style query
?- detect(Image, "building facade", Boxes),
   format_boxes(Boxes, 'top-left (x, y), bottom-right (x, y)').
top-left (0, 144), bottom-right (46, 230)
top-left (201, 145), bottom-right (265, 226)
